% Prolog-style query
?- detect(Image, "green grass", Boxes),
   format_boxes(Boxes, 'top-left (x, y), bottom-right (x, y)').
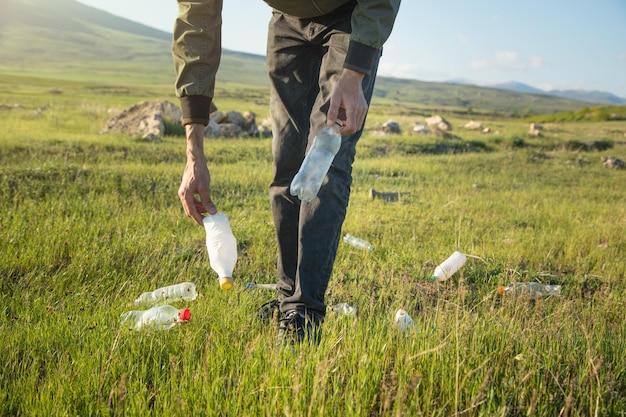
top-left (1, 74), bottom-right (626, 416)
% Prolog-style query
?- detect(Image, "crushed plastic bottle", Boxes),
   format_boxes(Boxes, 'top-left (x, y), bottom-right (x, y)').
top-left (329, 302), bottom-right (357, 317)
top-left (133, 282), bottom-right (198, 307)
top-left (497, 282), bottom-right (562, 298)
top-left (120, 305), bottom-right (191, 331)
top-left (343, 234), bottom-right (374, 251)
top-left (394, 309), bottom-right (415, 331)
top-left (245, 282), bottom-right (278, 291)
top-left (430, 251), bottom-right (467, 282)
top-left (290, 123), bottom-right (342, 202)
top-left (203, 212), bottom-right (238, 290)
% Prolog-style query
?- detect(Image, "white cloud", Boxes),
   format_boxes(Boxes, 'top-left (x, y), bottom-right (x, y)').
top-left (495, 51), bottom-right (520, 68)
top-left (377, 62), bottom-right (417, 79)
top-left (529, 56), bottom-right (544, 68)
top-left (470, 59), bottom-right (489, 69)
top-left (469, 51), bottom-right (544, 72)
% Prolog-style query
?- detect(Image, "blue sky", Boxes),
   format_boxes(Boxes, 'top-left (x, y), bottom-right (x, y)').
top-left (76, 0), bottom-right (626, 98)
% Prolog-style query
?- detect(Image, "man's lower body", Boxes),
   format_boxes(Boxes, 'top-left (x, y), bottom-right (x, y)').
top-left (265, 3), bottom-right (380, 344)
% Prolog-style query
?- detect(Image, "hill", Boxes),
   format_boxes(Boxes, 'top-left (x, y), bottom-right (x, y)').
top-left (488, 82), bottom-right (626, 105)
top-left (0, 0), bottom-right (600, 115)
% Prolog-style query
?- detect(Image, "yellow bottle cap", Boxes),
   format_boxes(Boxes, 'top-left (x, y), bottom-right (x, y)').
top-left (219, 277), bottom-right (233, 290)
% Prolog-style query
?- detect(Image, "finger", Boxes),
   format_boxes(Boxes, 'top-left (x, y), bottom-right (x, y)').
top-left (342, 110), bottom-right (359, 136)
top-left (326, 97), bottom-right (341, 127)
top-left (198, 189), bottom-right (217, 215)
top-left (186, 194), bottom-right (205, 226)
top-left (179, 189), bottom-right (192, 217)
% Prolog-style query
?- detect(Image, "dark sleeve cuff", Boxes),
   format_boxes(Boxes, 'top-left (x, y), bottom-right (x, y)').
top-left (179, 95), bottom-right (213, 125)
top-left (343, 40), bottom-right (379, 76)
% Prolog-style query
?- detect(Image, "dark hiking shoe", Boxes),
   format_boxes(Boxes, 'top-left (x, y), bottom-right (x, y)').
top-left (255, 299), bottom-right (281, 322)
top-left (276, 311), bottom-right (321, 348)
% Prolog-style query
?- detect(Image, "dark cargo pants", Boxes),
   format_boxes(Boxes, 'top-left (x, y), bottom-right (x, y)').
top-left (266, 3), bottom-right (381, 320)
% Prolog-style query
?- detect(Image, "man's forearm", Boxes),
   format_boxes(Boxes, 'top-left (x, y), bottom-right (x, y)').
top-left (185, 124), bottom-right (206, 161)
top-left (172, 0), bottom-right (223, 125)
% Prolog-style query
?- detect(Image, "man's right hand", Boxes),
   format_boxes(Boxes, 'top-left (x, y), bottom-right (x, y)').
top-left (179, 123), bottom-right (217, 226)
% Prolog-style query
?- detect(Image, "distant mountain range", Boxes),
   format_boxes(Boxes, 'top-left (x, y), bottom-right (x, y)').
top-left (484, 82), bottom-right (626, 105)
top-left (2, 0), bottom-right (623, 114)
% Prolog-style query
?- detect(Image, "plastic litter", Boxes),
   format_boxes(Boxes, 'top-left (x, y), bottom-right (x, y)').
top-left (290, 123), bottom-right (342, 202)
top-left (120, 305), bottom-right (191, 331)
top-left (204, 212), bottom-right (238, 290)
top-left (329, 303), bottom-right (357, 317)
top-left (497, 282), bottom-right (562, 298)
top-left (430, 251), bottom-right (467, 281)
top-left (133, 282), bottom-right (197, 307)
top-left (394, 309), bottom-right (415, 331)
top-left (245, 282), bottom-right (278, 291)
top-left (343, 234), bottom-right (374, 251)
top-left (369, 188), bottom-right (410, 202)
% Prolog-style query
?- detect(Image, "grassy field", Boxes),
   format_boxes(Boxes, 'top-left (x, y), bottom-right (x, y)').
top-left (1, 74), bottom-right (626, 416)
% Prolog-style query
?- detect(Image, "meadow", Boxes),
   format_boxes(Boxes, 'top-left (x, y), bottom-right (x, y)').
top-left (1, 74), bottom-right (626, 416)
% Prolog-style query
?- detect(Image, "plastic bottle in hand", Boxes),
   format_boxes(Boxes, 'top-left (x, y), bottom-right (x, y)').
top-left (203, 212), bottom-right (238, 290)
top-left (133, 282), bottom-right (198, 307)
top-left (343, 234), bottom-right (374, 251)
top-left (497, 282), bottom-right (561, 298)
top-left (290, 123), bottom-right (342, 202)
top-left (120, 305), bottom-right (191, 331)
top-left (430, 251), bottom-right (467, 282)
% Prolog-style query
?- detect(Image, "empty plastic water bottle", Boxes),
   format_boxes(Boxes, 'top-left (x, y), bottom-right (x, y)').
top-left (133, 282), bottom-right (198, 307)
top-left (245, 282), bottom-right (278, 291)
top-left (497, 282), bottom-right (562, 298)
top-left (120, 305), bottom-right (191, 331)
top-left (204, 212), bottom-right (238, 290)
top-left (329, 302), bottom-right (357, 317)
top-left (430, 251), bottom-right (467, 281)
top-left (343, 234), bottom-right (374, 251)
top-left (394, 309), bottom-right (415, 331)
top-left (290, 123), bottom-right (342, 202)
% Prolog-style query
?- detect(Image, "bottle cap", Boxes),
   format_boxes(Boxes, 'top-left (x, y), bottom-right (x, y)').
top-left (179, 309), bottom-right (191, 321)
top-left (497, 286), bottom-right (505, 295)
top-left (219, 276), bottom-right (233, 290)
top-left (429, 275), bottom-right (437, 282)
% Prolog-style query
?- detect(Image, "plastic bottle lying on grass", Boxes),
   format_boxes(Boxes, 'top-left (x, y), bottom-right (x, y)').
top-left (394, 309), bottom-right (416, 331)
top-left (245, 282), bottom-right (278, 291)
top-left (343, 234), bottom-right (374, 251)
top-left (133, 282), bottom-right (197, 307)
top-left (120, 305), bottom-right (191, 331)
top-left (430, 251), bottom-right (467, 282)
top-left (329, 303), bottom-right (357, 317)
top-left (497, 282), bottom-right (561, 298)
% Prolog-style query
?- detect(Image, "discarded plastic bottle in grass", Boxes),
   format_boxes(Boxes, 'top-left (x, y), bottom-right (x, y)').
top-left (430, 251), bottom-right (467, 282)
top-left (120, 305), bottom-right (191, 331)
top-left (290, 123), bottom-right (342, 202)
top-left (497, 282), bottom-right (562, 298)
top-left (203, 212), bottom-right (238, 290)
top-left (133, 282), bottom-right (198, 307)
top-left (369, 188), bottom-right (410, 202)
top-left (245, 282), bottom-right (278, 291)
top-left (343, 234), bottom-right (374, 251)
top-left (394, 309), bottom-right (415, 331)
top-left (329, 303), bottom-right (357, 317)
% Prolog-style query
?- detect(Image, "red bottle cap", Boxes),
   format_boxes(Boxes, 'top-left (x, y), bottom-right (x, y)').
top-left (179, 309), bottom-right (191, 321)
